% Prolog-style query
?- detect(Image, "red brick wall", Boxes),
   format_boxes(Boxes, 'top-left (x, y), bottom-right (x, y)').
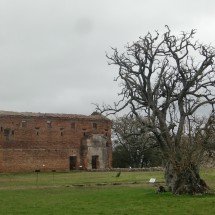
top-left (0, 114), bottom-right (112, 172)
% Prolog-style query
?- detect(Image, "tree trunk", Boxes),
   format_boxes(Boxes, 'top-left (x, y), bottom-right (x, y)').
top-left (164, 161), bottom-right (209, 195)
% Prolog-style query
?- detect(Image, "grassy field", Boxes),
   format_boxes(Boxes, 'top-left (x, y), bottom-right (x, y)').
top-left (0, 169), bottom-right (215, 215)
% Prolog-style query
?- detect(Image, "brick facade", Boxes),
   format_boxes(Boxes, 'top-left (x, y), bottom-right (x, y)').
top-left (0, 111), bottom-right (112, 172)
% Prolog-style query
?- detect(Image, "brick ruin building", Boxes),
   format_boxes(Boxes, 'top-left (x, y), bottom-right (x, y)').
top-left (0, 111), bottom-right (112, 172)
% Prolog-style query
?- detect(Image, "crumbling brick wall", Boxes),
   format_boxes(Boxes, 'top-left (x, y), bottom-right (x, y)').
top-left (0, 111), bottom-right (112, 172)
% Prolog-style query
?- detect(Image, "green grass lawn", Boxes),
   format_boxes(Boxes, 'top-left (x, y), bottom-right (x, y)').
top-left (0, 169), bottom-right (215, 215)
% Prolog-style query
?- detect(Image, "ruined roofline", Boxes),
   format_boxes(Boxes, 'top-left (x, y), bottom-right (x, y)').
top-left (0, 110), bottom-right (110, 121)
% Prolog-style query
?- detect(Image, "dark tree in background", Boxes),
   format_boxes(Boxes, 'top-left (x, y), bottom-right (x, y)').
top-left (96, 26), bottom-right (215, 194)
top-left (112, 116), bottom-right (162, 168)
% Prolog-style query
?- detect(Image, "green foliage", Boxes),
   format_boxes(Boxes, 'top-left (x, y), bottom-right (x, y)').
top-left (112, 144), bottom-right (162, 168)
top-left (112, 116), bottom-right (162, 168)
top-left (112, 145), bottom-right (130, 168)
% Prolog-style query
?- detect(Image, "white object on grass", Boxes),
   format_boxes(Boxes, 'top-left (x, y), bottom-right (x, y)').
top-left (149, 178), bottom-right (156, 183)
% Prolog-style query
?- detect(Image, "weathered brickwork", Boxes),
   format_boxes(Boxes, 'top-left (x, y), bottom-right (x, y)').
top-left (0, 111), bottom-right (112, 172)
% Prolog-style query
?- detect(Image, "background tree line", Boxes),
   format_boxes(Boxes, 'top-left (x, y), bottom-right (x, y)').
top-left (112, 116), bottom-right (162, 168)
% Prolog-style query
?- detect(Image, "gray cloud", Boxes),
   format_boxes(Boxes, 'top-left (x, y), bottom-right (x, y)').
top-left (0, 0), bottom-right (215, 115)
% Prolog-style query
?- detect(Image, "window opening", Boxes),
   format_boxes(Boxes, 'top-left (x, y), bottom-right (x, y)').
top-left (93, 123), bottom-right (97, 129)
top-left (21, 120), bottom-right (27, 128)
top-left (47, 121), bottom-right (52, 128)
top-left (4, 128), bottom-right (11, 141)
top-left (71, 122), bottom-right (76, 129)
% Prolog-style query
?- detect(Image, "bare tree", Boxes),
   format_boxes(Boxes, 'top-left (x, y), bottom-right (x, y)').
top-left (96, 26), bottom-right (215, 194)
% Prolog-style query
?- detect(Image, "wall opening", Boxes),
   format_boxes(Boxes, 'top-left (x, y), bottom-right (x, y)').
top-left (69, 156), bottom-right (77, 170)
top-left (92, 155), bottom-right (99, 169)
top-left (47, 121), bottom-right (52, 128)
top-left (93, 123), bottom-right (97, 129)
top-left (21, 120), bottom-right (27, 128)
top-left (71, 122), bottom-right (76, 129)
top-left (3, 128), bottom-right (11, 141)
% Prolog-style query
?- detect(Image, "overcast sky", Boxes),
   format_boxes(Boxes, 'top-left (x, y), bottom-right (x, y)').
top-left (0, 0), bottom-right (215, 115)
